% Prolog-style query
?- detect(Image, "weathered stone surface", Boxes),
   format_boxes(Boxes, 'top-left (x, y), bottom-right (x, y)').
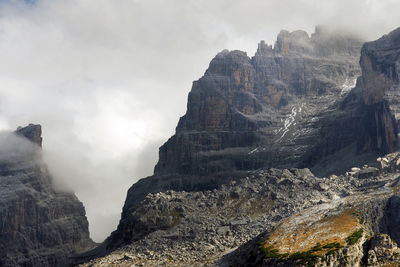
top-left (367, 234), bottom-right (400, 265)
top-left (0, 125), bottom-right (94, 267)
top-left (104, 27), bottom-right (371, 252)
top-left (224, 154), bottom-right (400, 267)
top-left (84, 26), bottom-right (400, 267)
top-left (357, 27), bottom-right (400, 154)
top-left (16, 123), bottom-right (42, 147)
top-left (154, 27), bottom-right (364, 177)
top-left (81, 152), bottom-right (400, 267)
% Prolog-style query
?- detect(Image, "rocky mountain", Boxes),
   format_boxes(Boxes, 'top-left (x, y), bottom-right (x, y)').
top-left (0, 124), bottom-right (95, 266)
top-left (155, 26), bottom-right (365, 178)
top-left (81, 26), bottom-right (400, 266)
top-left (81, 153), bottom-right (400, 266)
top-left (106, 26), bottom-right (370, 249)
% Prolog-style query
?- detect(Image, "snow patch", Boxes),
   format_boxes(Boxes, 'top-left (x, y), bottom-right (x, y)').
top-left (340, 78), bottom-right (357, 96)
top-left (248, 147), bottom-right (259, 155)
top-left (248, 146), bottom-right (268, 155)
top-left (275, 103), bottom-right (305, 141)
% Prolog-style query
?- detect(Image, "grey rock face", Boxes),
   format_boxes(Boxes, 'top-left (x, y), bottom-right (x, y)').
top-left (155, 27), bottom-right (364, 177)
top-left (106, 26), bottom-right (400, 261)
top-left (367, 234), bottom-right (400, 265)
top-left (84, 26), bottom-right (400, 267)
top-left (356, 27), bottom-right (400, 155)
top-left (225, 153), bottom-right (400, 267)
top-left (107, 27), bottom-right (368, 250)
top-left (0, 125), bottom-right (94, 267)
top-left (81, 152), bottom-right (400, 267)
top-left (16, 123), bottom-right (43, 147)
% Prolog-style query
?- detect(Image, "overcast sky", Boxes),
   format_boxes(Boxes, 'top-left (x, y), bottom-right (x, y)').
top-left (0, 0), bottom-right (400, 242)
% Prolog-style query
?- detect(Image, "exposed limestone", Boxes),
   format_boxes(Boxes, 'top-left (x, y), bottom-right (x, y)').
top-left (0, 125), bottom-right (94, 267)
top-left (84, 26), bottom-right (400, 267)
top-left (358, 27), bottom-right (400, 154)
top-left (80, 152), bottom-right (400, 267)
top-left (155, 27), bottom-right (364, 178)
top-left (16, 123), bottom-right (43, 147)
top-left (109, 27), bottom-right (368, 253)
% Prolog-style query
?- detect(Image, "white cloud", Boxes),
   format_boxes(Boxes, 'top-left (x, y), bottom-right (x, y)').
top-left (0, 0), bottom-right (399, 242)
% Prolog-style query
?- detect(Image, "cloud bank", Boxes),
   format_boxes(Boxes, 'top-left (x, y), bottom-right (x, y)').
top-left (0, 131), bottom-right (37, 163)
top-left (0, 0), bottom-right (399, 241)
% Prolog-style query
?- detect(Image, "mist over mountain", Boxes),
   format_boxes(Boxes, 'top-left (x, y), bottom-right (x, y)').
top-left (1, 0), bottom-right (400, 242)
top-left (0, 125), bottom-right (94, 266)
top-left (3, 1), bottom-right (400, 267)
top-left (76, 25), bottom-right (400, 266)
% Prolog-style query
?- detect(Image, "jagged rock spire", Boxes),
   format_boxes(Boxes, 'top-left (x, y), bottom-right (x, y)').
top-left (16, 123), bottom-right (42, 147)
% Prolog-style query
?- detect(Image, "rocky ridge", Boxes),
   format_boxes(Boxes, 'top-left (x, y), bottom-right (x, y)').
top-left (81, 152), bottom-right (400, 266)
top-left (0, 124), bottom-right (94, 267)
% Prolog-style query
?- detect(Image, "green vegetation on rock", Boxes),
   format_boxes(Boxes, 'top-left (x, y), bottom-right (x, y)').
top-left (322, 242), bottom-right (342, 249)
top-left (347, 229), bottom-right (363, 245)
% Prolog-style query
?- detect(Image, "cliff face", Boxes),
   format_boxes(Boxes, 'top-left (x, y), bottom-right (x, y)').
top-left (357, 28), bottom-right (400, 154)
top-left (227, 27), bottom-right (400, 267)
top-left (105, 27), bottom-right (372, 249)
top-left (130, 28), bottom-right (365, 202)
top-left (154, 27), bottom-right (364, 176)
top-left (151, 27), bottom-right (400, 181)
top-left (84, 26), bottom-right (400, 266)
top-left (0, 124), bottom-right (94, 267)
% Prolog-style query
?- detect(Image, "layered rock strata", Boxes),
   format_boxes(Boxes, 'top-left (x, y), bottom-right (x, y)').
top-left (0, 124), bottom-right (94, 267)
top-left (100, 27), bottom-right (400, 264)
top-left (83, 26), bottom-right (400, 266)
top-left (357, 28), bottom-right (400, 154)
top-left (107, 27), bottom-right (368, 250)
top-left (155, 27), bottom-right (364, 177)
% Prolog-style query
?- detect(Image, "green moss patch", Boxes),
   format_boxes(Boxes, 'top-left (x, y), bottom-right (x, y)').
top-left (347, 229), bottom-right (363, 245)
top-left (259, 242), bottom-right (341, 266)
top-left (322, 242), bottom-right (342, 249)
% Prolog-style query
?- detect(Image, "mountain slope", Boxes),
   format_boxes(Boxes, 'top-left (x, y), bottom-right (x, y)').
top-left (80, 154), bottom-right (400, 266)
top-left (83, 26), bottom-right (400, 267)
top-left (225, 25), bottom-right (400, 267)
top-left (107, 26), bottom-right (370, 249)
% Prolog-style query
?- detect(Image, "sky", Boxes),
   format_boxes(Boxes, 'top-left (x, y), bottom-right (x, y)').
top-left (0, 0), bottom-right (400, 242)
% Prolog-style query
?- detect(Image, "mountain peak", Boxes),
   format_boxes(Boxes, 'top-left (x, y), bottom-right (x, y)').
top-left (16, 123), bottom-right (42, 147)
top-left (274, 29), bottom-right (312, 55)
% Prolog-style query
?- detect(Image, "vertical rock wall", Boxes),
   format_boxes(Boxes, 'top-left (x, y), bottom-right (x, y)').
top-left (0, 125), bottom-right (94, 267)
